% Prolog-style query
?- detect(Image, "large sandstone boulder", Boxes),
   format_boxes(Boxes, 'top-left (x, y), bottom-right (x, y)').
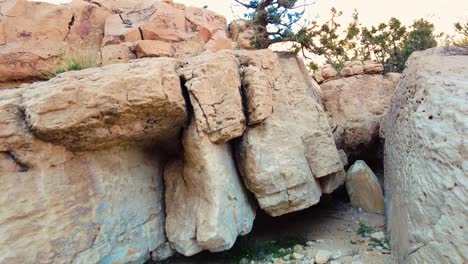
top-left (0, 0), bottom-right (111, 82)
top-left (23, 58), bottom-right (187, 151)
top-left (384, 47), bottom-right (468, 263)
top-left (0, 89), bottom-right (169, 264)
top-left (321, 73), bottom-right (400, 162)
top-left (346, 160), bottom-right (384, 212)
top-left (178, 53), bottom-right (245, 143)
top-left (164, 121), bottom-right (256, 256)
top-left (236, 52), bottom-right (344, 216)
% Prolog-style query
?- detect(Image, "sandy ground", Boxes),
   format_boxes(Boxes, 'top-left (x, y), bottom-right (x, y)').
top-left (157, 189), bottom-right (393, 264)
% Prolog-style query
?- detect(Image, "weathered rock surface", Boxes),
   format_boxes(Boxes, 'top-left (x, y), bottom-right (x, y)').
top-left (228, 19), bottom-right (255, 50)
top-left (384, 47), bottom-right (468, 263)
top-left (23, 58), bottom-right (187, 151)
top-left (0, 89), bottom-right (169, 264)
top-left (225, 49), bottom-right (275, 125)
top-left (346, 160), bottom-right (384, 212)
top-left (321, 73), bottom-right (400, 162)
top-left (236, 52), bottom-right (343, 216)
top-left (164, 121), bottom-right (256, 256)
top-left (178, 53), bottom-right (245, 143)
top-left (0, 0), bottom-right (111, 82)
top-left (102, 1), bottom-right (227, 59)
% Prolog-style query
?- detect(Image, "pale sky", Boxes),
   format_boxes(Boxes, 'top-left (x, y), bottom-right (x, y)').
top-left (38, 0), bottom-right (468, 35)
top-left (178, 0), bottom-right (468, 35)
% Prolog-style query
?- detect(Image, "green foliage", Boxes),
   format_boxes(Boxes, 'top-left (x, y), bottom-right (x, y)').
top-left (187, 235), bottom-right (307, 263)
top-left (400, 19), bottom-right (438, 66)
top-left (292, 8), bottom-right (361, 70)
top-left (53, 50), bottom-right (100, 76)
top-left (235, 0), bottom-right (307, 48)
top-left (356, 222), bottom-right (375, 238)
top-left (454, 21), bottom-right (468, 47)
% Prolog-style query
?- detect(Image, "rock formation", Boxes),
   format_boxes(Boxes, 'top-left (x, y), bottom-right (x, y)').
top-left (164, 121), bottom-right (255, 256)
top-left (319, 63), bottom-right (400, 163)
top-left (346, 160), bottom-right (385, 212)
top-left (384, 47), bottom-right (468, 263)
top-left (235, 52), bottom-right (344, 216)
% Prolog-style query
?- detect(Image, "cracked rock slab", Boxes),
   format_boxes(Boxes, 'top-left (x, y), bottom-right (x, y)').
top-left (235, 52), bottom-right (342, 216)
top-left (384, 47), bottom-right (468, 264)
top-left (23, 58), bottom-right (187, 151)
top-left (178, 53), bottom-right (245, 143)
top-left (164, 121), bottom-right (256, 256)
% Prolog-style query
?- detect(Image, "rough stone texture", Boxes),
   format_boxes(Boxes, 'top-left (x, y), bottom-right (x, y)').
top-left (236, 52), bottom-right (342, 216)
top-left (384, 47), bottom-right (468, 263)
top-left (205, 29), bottom-right (233, 52)
top-left (164, 121), bottom-right (256, 256)
top-left (363, 60), bottom-right (384, 74)
top-left (321, 73), bottom-right (400, 161)
top-left (0, 0), bottom-right (110, 82)
top-left (225, 49), bottom-right (275, 125)
top-left (151, 242), bottom-right (175, 262)
top-left (134, 40), bottom-right (174, 58)
top-left (346, 160), bottom-right (384, 212)
top-left (23, 58), bottom-right (187, 151)
top-left (101, 42), bottom-right (136, 65)
top-left (340, 61), bottom-right (364, 77)
top-left (0, 89), bottom-right (168, 264)
top-left (102, 1), bottom-right (226, 56)
top-left (228, 19), bottom-right (255, 50)
top-left (178, 53), bottom-right (245, 143)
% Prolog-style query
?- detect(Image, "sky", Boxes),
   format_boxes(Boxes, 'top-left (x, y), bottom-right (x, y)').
top-left (38, 0), bottom-right (468, 35)
top-left (177, 0), bottom-right (468, 35)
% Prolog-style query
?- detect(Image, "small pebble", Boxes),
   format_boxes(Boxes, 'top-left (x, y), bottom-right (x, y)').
top-left (315, 249), bottom-right (332, 264)
top-left (292, 252), bottom-right (304, 260)
top-left (370, 231), bottom-right (386, 243)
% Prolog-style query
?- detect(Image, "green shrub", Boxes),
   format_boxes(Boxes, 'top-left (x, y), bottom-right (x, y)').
top-left (54, 50), bottom-right (100, 75)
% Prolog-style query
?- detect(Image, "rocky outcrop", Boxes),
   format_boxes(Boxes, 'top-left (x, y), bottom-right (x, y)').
top-left (23, 58), bottom-right (187, 151)
top-left (321, 72), bottom-right (400, 162)
top-left (384, 47), bottom-right (468, 263)
top-left (178, 53), bottom-right (245, 143)
top-left (0, 89), bottom-right (169, 264)
top-left (0, 0), bottom-right (111, 82)
top-left (164, 121), bottom-right (255, 256)
top-left (236, 52), bottom-right (344, 216)
top-left (346, 160), bottom-right (384, 212)
top-left (314, 60), bottom-right (386, 84)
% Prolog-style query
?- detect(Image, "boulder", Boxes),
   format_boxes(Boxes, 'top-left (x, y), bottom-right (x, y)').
top-left (101, 42), bottom-right (136, 65)
top-left (320, 64), bottom-right (338, 80)
top-left (134, 40), bottom-right (174, 58)
top-left (340, 61), bottom-right (364, 77)
top-left (23, 58), bottom-right (187, 151)
top-left (0, 0), bottom-right (110, 82)
top-left (384, 47), bottom-right (468, 263)
top-left (236, 52), bottom-right (343, 216)
top-left (228, 19), bottom-right (255, 50)
top-left (164, 121), bottom-right (256, 256)
top-left (225, 49), bottom-right (275, 125)
top-left (178, 53), bottom-right (245, 143)
top-left (346, 160), bottom-right (384, 212)
top-left (0, 89), bottom-right (169, 263)
top-left (320, 73), bottom-right (400, 162)
top-left (363, 60), bottom-right (384, 74)
top-left (205, 29), bottom-right (233, 52)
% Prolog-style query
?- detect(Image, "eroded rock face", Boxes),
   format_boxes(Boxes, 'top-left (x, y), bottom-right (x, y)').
top-left (384, 47), bottom-right (468, 263)
top-left (321, 73), bottom-right (400, 162)
top-left (0, 0), bottom-right (111, 82)
top-left (164, 121), bottom-right (256, 256)
top-left (178, 53), bottom-right (245, 143)
top-left (0, 89), bottom-right (168, 264)
top-left (23, 58), bottom-right (187, 151)
top-left (236, 52), bottom-right (344, 216)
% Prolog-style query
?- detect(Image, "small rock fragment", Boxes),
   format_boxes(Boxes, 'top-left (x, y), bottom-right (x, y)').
top-left (315, 249), bottom-right (332, 264)
top-left (370, 231), bottom-right (386, 243)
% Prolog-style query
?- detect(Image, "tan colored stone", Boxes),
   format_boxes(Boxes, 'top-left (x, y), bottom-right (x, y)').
top-left (101, 42), bottom-right (136, 65)
top-left (320, 64), bottom-right (338, 80)
top-left (320, 73), bottom-right (399, 160)
top-left (340, 61), bottom-right (364, 77)
top-left (0, 0), bottom-right (110, 82)
top-left (178, 53), bottom-right (245, 143)
top-left (225, 49), bottom-right (275, 125)
top-left (205, 29), bottom-right (233, 52)
top-left (346, 160), bottom-right (384, 212)
top-left (303, 130), bottom-right (344, 179)
top-left (23, 58), bottom-right (187, 151)
top-left (384, 47), bottom-right (468, 263)
top-left (134, 40), bottom-right (174, 58)
top-left (0, 89), bottom-right (168, 264)
top-left (236, 52), bottom-right (341, 216)
top-left (363, 60), bottom-right (383, 74)
top-left (165, 121), bottom-right (256, 256)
